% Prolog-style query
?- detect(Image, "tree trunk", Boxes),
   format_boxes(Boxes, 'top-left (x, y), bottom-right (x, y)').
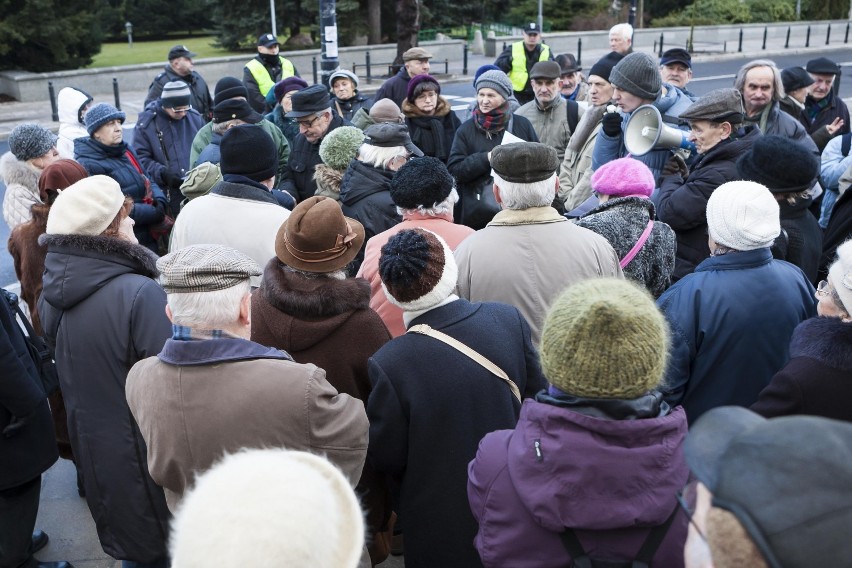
top-left (368, 0), bottom-right (381, 44)
top-left (290, 0), bottom-right (302, 36)
top-left (394, 0), bottom-right (419, 65)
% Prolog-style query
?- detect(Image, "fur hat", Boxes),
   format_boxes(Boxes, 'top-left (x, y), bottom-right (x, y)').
top-left (736, 135), bottom-right (818, 193)
top-left (219, 124), bottom-right (278, 182)
top-left (161, 81), bottom-right (192, 108)
top-left (46, 175), bottom-right (125, 236)
top-left (475, 70), bottom-right (513, 100)
top-left (369, 99), bottom-right (404, 124)
top-left (213, 76), bottom-right (248, 106)
top-left (829, 240), bottom-right (852, 314)
top-left (319, 126), bottom-right (365, 171)
top-left (274, 77), bottom-right (309, 103)
top-left (390, 157), bottom-right (454, 210)
top-left (609, 52), bottom-right (662, 100)
top-left (588, 51), bottom-right (624, 83)
top-left (590, 157), bottom-right (654, 198)
top-left (406, 74), bottom-right (440, 103)
top-left (180, 162), bottom-right (222, 202)
top-left (8, 123), bottom-right (57, 162)
top-left (540, 278), bottom-right (668, 399)
top-left (706, 181), bottom-right (780, 251)
top-left (491, 142), bottom-right (559, 184)
top-left (37, 159), bottom-right (87, 203)
top-left (276, 196), bottom-right (365, 273)
top-left (170, 449), bottom-right (365, 568)
top-left (157, 244), bottom-right (261, 293)
top-left (329, 69), bottom-right (359, 89)
top-left (379, 229), bottom-right (458, 312)
top-left (84, 103), bottom-right (125, 136)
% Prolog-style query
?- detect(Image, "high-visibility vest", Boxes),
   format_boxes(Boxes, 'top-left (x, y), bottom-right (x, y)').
top-left (245, 56), bottom-right (296, 96)
top-left (508, 42), bottom-right (551, 92)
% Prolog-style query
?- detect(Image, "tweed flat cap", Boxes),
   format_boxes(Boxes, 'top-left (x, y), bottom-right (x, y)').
top-left (806, 56), bottom-right (840, 75)
top-left (679, 88), bottom-right (744, 123)
top-left (157, 244), bottom-right (261, 293)
top-left (491, 142), bottom-right (559, 183)
top-left (403, 47), bottom-right (433, 62)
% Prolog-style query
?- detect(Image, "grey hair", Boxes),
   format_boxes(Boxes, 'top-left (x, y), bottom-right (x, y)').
top-left (282, 264), bottom-right (347, 280)
top-left (167, 280), bottom-right (251, 329)
top-left (358, 144), bottom-right (407, 169)
top-left (734, 59), bottom-right (785, 103)
top-left (212, 118), bottom-right (245, 135)
top-left (609, 23), bottom-right (633, 40)
top-left (396, 187), bottom-right (459, 217)
top-left (491, 171), bottom-right (556, 210)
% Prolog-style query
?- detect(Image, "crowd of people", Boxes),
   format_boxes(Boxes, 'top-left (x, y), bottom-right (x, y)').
top-left (2, 22), bottom-right (852, 568)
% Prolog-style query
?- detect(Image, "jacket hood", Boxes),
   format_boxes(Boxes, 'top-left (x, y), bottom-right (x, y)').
top-left (789, 316), bottom-right (852, 371)
top-left (74, 136), bottom-right (127, 160)
top-left (0, 152), bottom-right (40, 190)
top-left (57, 87), bottom-right (92, 126)
top-left (339, 160), bottom-right (394, 205)
top-left (506, 400), bottom-right (688, 531)
top-left (654, 83), bottom-right (694, 117)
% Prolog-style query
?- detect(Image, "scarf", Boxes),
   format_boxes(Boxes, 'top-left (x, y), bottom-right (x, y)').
top-left (806, 96), bottom-right (831, 121)
top-left (473, 101), bottom-right (511, 138)
top-left (567, 104), bottom-right (607, 153)
top-left (403, 98), bottom-right (453, 161)
top-left (744, 104), bottom-right (772, 134)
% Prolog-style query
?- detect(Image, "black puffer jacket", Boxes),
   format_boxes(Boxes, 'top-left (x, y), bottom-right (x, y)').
top-left (654, 126), bottom-right (760, 280)
top-left (279, 113), bottom-right (351, 202)
top-left (774, 195), bottom-right (822, 284)
top-left (38, 234), bottom-right (171, 563)
top-left (332, 93), bottom-right (371, 122)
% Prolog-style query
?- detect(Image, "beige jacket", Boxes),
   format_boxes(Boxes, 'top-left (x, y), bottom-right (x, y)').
top-left (454, 206), bottom-right (622, 345)
top-left (514, 97), bottom-right (584, 163)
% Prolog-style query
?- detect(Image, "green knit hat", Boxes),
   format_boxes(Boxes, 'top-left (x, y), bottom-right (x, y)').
top-left (319, 126), bottom-right (365, 171)
top-left (540, 278), bottom-right (669, 399)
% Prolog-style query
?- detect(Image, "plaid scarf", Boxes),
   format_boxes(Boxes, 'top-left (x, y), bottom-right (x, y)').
top-left (473, 101), bottom-right (511, 137)
top-left (806, 96), bottom-right (831, 122)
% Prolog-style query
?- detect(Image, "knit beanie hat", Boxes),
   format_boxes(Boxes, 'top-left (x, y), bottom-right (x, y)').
top-left (588, 51), bottom-right (625, 83)
top-left (170, 449), bottom-right (365, 568)
top-left (8, 123), bottom-right (57, 162)
top-left (37, 159), bottom-right (88, 203)
top-left (329, 69), bottom-right (359, 90)
top-left (379, 229), bottom-right (458, 312)
top-left (213, 76), bottom-right (249, 106)
top-left (274, 77), bottom-right (309, 103)
top-left (369, 99), bottom-right (404, 124)
top-left (829, 240), bottom-right (852, 314)
top-left (180, 162), bottom-right (222, 202)
top-left (473, 64), bottom-right (500, 86)
top-left (46, 175), bottom-right (125, 236)
top-left (781, 66), bottom-right (815, 93)
top-left (540, 278), bottom-right (669, 399)
top-left (475, 70), bottom-right (513, 101)
top-left (590, 157), bottom-right (655, 198)
top-left (161, 81), bottom-right (192, 108)
top-left (406, 74), bottom-right (440, 103)
top-left (390, 157), bottom-right (454, 209)
top-left (319, 126), bottom-right (365, 171)
top-left (706, 181), bottom-right (780, 251)
top-left (736, 135), bottom-right (818, 193)
top-left (84, 103), bottom-right (126, 136)
top-left (609, 52), bottom-right (662, 100)
top-left (220, 124), bottom-right (278, 182)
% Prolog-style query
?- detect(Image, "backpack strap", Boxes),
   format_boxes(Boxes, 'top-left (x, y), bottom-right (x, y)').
top-left (841, 132), bottom-right (852, 157)
top-left (632, 502), bottom-right (681, 566)
top-left (566, 100), bottom-right (580, 132)
top-left (559, 529), bottom-right (594, 568)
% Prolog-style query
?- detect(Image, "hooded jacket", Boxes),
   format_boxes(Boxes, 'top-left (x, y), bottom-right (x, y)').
top-left (57, 87), bottom-right (91, 159)
top-left (134, 100), bottom-right (204, 189)
top-left (0, 152), bottom-right (41, 231)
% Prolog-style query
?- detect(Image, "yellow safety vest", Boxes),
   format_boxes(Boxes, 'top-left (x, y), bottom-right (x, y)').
top-left (508, 42), bottom-right (551, 92)
top-left (245, 56), bottom-right (297, 96)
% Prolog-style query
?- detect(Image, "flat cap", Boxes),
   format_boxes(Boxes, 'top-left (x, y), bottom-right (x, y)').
top-left (679, 88), bottom-right (744, 123)
top-left (157, 244), bottom-right (261, 293)
top-left (286, 84), bottom-right (331, 118)
top-left (660, 48), bottom-right (691, 69)
top-left (529, 61), bottom-right (561, 80)
top-left (806, 56), bottom-right (840, 75)
top-left (781, 66), bottom-right (815, 93)
top-left (491, 142), bottom-right (559, 183)
top-left (363, 123), bottom-right (424, 156)
top-left (402, 47), bottom-right (433, 62)
top-left (168, 45), bottom-right (197, 60)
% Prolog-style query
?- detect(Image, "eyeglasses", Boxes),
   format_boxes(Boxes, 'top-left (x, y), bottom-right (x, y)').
top-left (677, 482), bottom-right (707, 542)
top-left (170, 106), bottom-right (191, 113)
top-left (297, 114), bottom-right (322, 128)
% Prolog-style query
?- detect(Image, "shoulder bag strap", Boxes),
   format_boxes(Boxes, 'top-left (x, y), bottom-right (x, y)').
top-left (632, 502), bottom-right (681, 566)
top-left (408, 324), bottom-right (521, 402)
top-left (842, 132), bottom-right (852, 157)
top-left (559, 528), bottom-right (594, 568)
top-left (620, 219), bottom-right (654, 269)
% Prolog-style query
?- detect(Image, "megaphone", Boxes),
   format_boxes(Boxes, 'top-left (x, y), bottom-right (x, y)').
top-left (624, 104), bottom-right (695, 156)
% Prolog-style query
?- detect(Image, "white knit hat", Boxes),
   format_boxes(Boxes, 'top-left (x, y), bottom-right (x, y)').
top-left (829, 240), bottom-right (852, 313)
top-left (170, 449), bottom-right (365, 568)
top-left (706, 181), bottom-right (780, 251)
top-left (46, 175), bottom-right (126, 236)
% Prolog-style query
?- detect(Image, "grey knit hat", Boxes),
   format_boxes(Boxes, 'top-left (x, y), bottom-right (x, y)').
top-left (8, 123), bottom-right (57, 162)
top-left (475, 69), bottom-right (513, 100)
top-left (84, 103), bottom-right (126, 136)
top-left (609, 52), bottom-right (662, 100)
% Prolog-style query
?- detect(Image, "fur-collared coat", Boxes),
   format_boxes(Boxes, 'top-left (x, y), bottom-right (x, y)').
top-left (402, 97), bottom-right (462, 163)
top-left (314, 163), bottom-right (345, 201)
top-left (752, 317), bottom-right (852, 422)
top-left (1, 152), bottom-right (41, 230)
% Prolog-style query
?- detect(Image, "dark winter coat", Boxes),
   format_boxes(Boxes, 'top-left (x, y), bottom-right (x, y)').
top-left (38, 234), bottom-right (171, 563)
top-left (367, 298), bottom-right (547, 568)
top-left (374, 67), bottom-right (411, 108)
top-left (654, 127), bottom-right (760, 280)
top-left (74, 137), bottom-right (167, 251)
top-left (134, 101), bottom-right (204, 188)
top-left (403, 97), bottom-right (462, 163)
top-left (0, 288), bottom-right (57, 490)
top-left (189, 119), bottom-right (290, 183)
top-left (574, 197), bottom-right (676, 297)
top-left (804, 90), bottom-right (851, 149)
top-left (195, 133), bottom-right (221, 167)
top-left (279, 113), bottom-right (352, 202)
top-left (468, 393), bottom-right (689, 568)
top-left (332, 93), bottom-right (371, 123)
top-left (265, 106), bottom-right (301, 146)
top-left (144, 65), bottom-right (213, 120)
top-left (774, 195), bottom-right (822, 284)
top-left (820, 187), bottom-right (852, 281)
top-left (752, 317), bottom-right (852, 422)
top-left (657, 248), bottom-right (817, 423)
top-left (748, 102), bottom-right (819, 155)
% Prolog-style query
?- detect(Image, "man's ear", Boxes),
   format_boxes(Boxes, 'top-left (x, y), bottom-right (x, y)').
top-left (492, 183), bottom-right (503, 206)
top-left (165, 304), bottom-right (175, 324)
top-left (238, 292), bottom-right (252, 327)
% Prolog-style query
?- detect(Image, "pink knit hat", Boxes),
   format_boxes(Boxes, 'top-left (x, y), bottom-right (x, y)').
top-left (590, 157), bottom-right (655, 198)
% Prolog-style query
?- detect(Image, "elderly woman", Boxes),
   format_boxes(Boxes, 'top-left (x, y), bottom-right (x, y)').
top-left (265, 76), bottom-right (308, 145)
top-left (751, 239), bottom-right (852, 422)
top-left (575, 158), bottom-right (676, 297)
top-left (447, 69), bottom-right (538, 229)
top-left (469, 278), bottom-right (689, 568)
top-left (38, 175), bottom-right (171, 568)
top-left (251, 196), bottom-right (392, 565)
top-left (402, 74), bottom-right (461, 163)
top-left (1, 124), bottom-right (61, 230)
top-left (329, 69), bottom-right (370, 122)
top-left (74, 103), bottom-right (167, 253)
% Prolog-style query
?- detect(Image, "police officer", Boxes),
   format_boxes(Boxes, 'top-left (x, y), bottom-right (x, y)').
top-left (494, 23), bottom-right (554, 106)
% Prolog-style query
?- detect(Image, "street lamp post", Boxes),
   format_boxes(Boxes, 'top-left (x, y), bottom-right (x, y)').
top-left (270, 0), bottom-right (277, 37)
top-left (125, 21), bottom-right (133, 48)
top-left (319, 0), bottom-right (339, 87)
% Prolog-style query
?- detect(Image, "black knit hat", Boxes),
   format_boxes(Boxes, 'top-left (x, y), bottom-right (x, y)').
top-left (736, 134), bottom-right (818, 193)
top-left (781, 66), bottom-right (815, 93)
top-left (214, 77), bottom-right (249, 106)
top-left (390, 157), bottom-right (454, 209)
top-left (588, 51), bottom-right (624, 83)
top-left (212, 99), bottom-right (262, 124)
top-left (220, 124), bottom-right (278, 182)
top-left (379, 229), bottom-right (458, 312)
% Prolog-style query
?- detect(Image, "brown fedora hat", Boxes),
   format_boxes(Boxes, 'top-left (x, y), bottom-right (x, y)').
top-left (275, 196), bottom-right (365, 273)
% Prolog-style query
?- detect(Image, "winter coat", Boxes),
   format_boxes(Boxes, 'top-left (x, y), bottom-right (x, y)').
top-left (265, 105), bottom-right (301, 146)
top-left (313, 163), bottom-right (345, 200)
top-left (574, 197), bottom-right (676, 297)
top-left (657, 248), bottom-right (817, 423)
top-left (134, 101), bottom-right (204, 189)
top-left (57, 87), bottom-right (91, 159)
top-left (564, 81), bottom-right (590, 103)
top-left (654, 127), bottom-right (761, 280)
top-left (454, 206), bottom-right (623, 345)
top-left (514, 96), bottom-right (581, 162)
top-left (356, 211), bottom-right (475, 337)
top-left (820, 186), bottom-right (852, 280)
top-left (279, 113), bottom-right (352, 202)
top-left (402, 97), bottom-right (462, 163)
top-left (747, 102), bottom-right (819, 155)
top-left (818, 133), bottom-right (852, 228)
top-left (332, 93), bottom-right (371, 123)
top-left (73, 137), bottom-right (167, 251)
top-left (774, 195), bottom-right (822, 284)
top-left (339, 160), bottom-right (401, 253)
top-left (1, 152), bottom-right (42, 231)
top-left (374, 67), bottom-right (412, 108)
top-left (188, 119), bottom-right (290, 184)
top-left (751, 317), bottom-right (852, 422)
top-left (38, 234), bottom-right (171, 563)
top-left (559, 105), bottom-right (605, 211)
top-left (367, 298), bottom-right (548, 568)
top-left (468, 394), bottom-right (689, 568)
top-left (0, 287), bottom-right (57, 490)
top-left (144, 65), bottom-right (214, 119)
top-left (804, 90), bottom-right (851, 150)
top-left (7, 204), bottom-right (49, 334)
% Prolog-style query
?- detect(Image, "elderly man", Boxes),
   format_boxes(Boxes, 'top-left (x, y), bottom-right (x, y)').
top-left (244, 33), bottom-right (300, 113)
top-left (555, 53), bottom-right (586, 102)
top-left (515, 61), bottom-right (583, 163)
top-left (803, 57), bottom-right (850, 150)
top-left (659, 48), bottom-right (695, 98)
top-left (455, 142), bottom-right (622, 345)
top-left (145, 45), bottom-right (213, 119)
top-left (126, 244), bottom-right (368, 512)
top-left (374, 47), bottom-right (432, 107)
top-left (609, 23), bottom-right (633, 55)
top-left (494, 22), bottom-right (554, 105)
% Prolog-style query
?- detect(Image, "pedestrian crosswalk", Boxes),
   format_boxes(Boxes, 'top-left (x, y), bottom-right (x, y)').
top-left (443, 94), bottom-right (476, 111)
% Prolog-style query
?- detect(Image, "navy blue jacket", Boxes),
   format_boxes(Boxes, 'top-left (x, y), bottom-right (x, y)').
top-left (657, 248), bottom-right (817, 423)
top-left (134, 101), bottom-right (204, 188)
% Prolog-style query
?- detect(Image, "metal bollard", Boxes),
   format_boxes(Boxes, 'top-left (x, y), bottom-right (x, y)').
top-left (365, 51), bottom-right (372, 83)
top-left (48, 81), bottom-right (59, 122)
top-left (659, 33), bottom-right (664, 57)
top-left (762, 27), bottom-right (767, 50)
top-left (826, 24), bottom-right (831, 45)
top-left (112, 78), bottom-right (121, 111)
top-left (738, 29), bottom-right (743, 52)
top-left (577, 38), bottom-right (582, 67)
top-left (503, 41), bottom-right (507, 53)
top-left (806, 25), bottom-right (811, 47)
top-left (785, 26), bottom-right (791, 48)
top-left (846, 22), bottom-right (850, 43)
top-left (463, 43), bottom-right (468, 75)
top-left (312, 57), bottom-right (318, 85)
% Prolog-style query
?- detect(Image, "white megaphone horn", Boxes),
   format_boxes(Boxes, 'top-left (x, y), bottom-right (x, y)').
top-left (624, 104), bottom-right (695, 156)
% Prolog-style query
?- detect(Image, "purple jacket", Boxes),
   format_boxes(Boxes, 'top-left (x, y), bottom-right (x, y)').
top-left (468, 397), bottom-right (689, 568)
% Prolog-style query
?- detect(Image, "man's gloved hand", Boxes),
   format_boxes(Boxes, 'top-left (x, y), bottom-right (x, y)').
top-left (662, 153), bottom-right (689, 179)
top-left (164, 171), bottom-right (183, 188)
top-left (601, 109), bottom-right (622, 138)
